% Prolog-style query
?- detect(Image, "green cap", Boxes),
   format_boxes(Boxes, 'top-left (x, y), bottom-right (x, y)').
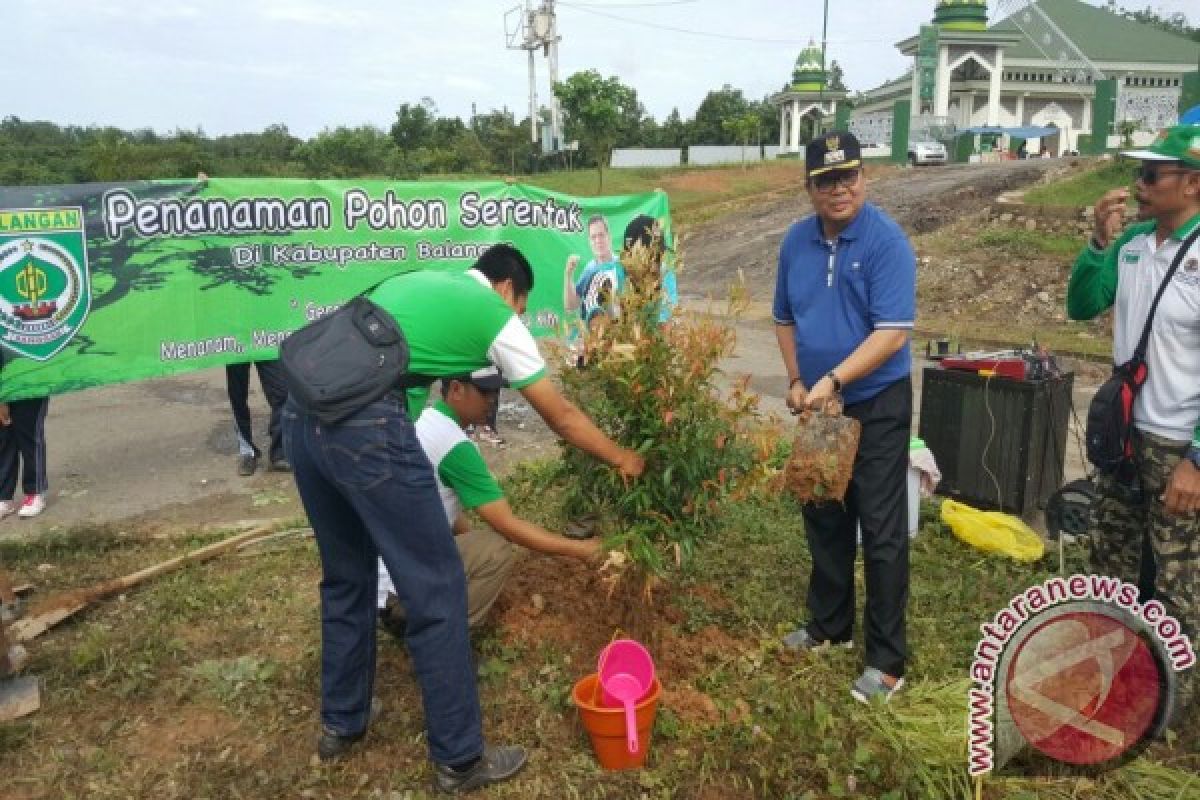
top-left (1121, 124), bottom-right (1200, 170)
top-left (910, 437), bottom-right (926, 451)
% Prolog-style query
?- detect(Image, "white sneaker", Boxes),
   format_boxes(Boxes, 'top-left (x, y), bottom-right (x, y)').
top-left (17, 494), bottom-right (45, 518)
top-left (0, 500), bottom-right (16, 520)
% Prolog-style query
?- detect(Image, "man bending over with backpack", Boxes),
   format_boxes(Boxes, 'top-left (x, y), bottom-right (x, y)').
top-left (1068, 124), bottom-right (1200, 725)
top-left (282, 244), bottom-right (644, 793)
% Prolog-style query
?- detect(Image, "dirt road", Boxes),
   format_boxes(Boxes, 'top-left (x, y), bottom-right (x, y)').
top-left (0, 160), bottom-right (1091, 541)
top-left (680, 159), bottom-right (1066, 303)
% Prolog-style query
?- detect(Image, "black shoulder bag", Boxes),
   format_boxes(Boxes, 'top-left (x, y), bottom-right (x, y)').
top-left (280, 279), bottom-right (429, 425)
top-left (1085, 225), bottom-right (1200, 476)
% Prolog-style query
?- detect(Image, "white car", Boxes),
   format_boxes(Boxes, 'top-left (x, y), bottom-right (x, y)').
top-left (908, 140), bottom-right (947, 166)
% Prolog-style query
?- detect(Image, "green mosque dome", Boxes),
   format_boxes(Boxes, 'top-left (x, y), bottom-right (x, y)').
top-left (934, 0), bottom-right (988, 32)
top-left (792, 40), bottom-right (826, 91)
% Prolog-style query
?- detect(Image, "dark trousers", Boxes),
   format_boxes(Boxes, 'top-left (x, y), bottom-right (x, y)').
top-left (225, 360), bottom-right (287, 462)
top-left (802, 377), bottom-right (911, 678)
top-left (0, 397), bottom-right (49, 500)
top-left (282, 396), bottom-right (483, 766)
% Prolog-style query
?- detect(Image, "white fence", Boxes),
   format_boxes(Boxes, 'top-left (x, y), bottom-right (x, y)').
top-left (687, 145), bottom-right (762, 166)
top-left (610, 148), bottom-right (683, 168)
top-left (609, 143), bottom-right (818, 168)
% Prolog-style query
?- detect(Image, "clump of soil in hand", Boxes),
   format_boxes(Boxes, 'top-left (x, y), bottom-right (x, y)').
top-left (784, 411), bottom-right (860, 504)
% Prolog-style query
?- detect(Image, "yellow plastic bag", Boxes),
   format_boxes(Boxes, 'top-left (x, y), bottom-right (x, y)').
top-left (940, 499), bottom-right (1045, 562)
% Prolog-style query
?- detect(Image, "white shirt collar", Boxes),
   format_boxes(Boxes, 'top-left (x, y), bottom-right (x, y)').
top-left (466, 268), bottom-right (491, 288)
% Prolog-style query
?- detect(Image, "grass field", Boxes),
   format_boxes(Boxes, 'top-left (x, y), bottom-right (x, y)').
top-left (434, 160), bottom-right (813, 227)
top-left (2, 157), bottom-right (1190, 798)
top-left (1022, 160), bottom-right (1130, 208)
top-left (2, 466), bottom-right (1195, 799)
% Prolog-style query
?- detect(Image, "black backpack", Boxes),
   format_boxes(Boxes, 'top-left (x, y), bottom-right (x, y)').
top-left (280, 288), bottom-right (427, 425)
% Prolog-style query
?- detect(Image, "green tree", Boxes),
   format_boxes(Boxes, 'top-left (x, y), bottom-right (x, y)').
top-left (473, 109), bottom-right (530, 175)
top-left (751, 97), bottom-right (781, 149)
top-left (559, 246), bottom-right (774, 580)
top-left (660, 108), bottom-right (688, 149)
top-left (828, 60), bottom-right (847, 91)
top-left (690, 85), bottom-right (751, 144)
top-left (84, 132), bottom-right (140, 181)
top-left (389, 98), bottom-right (437, 151)
top-left (298, 125), bottom-right (396, 178)
top-left (1110, 4), bottom-right (1199, 41)
top-left (722, 112), bottom-right (760, 167)
top-left (554, 69), bottom-right (640, 190)
top-left (1117, 118), bottom-right (1141, 148)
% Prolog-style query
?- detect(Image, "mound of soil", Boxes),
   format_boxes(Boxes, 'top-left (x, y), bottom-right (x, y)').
top-left (491, 553), bottom-right (748, 728)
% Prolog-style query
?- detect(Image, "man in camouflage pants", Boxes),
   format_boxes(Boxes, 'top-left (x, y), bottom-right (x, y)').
top-left (1068, 125), bottom-right (1200, 721)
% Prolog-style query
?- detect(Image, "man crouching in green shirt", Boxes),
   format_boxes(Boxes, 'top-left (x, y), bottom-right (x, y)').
top-left (377, 365), bottom-right (602, 633)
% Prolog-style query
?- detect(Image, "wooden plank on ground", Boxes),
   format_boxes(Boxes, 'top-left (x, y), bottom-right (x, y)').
top-left (8, 523), bottom-right (278, 643)
top-left (0, 568), bottom-right (14, 605)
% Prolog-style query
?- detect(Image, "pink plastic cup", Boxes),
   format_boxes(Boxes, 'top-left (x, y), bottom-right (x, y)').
top-left (597, 639), bottom-right (656, 707)
top-left (596, 639), bottom-right (657, 754)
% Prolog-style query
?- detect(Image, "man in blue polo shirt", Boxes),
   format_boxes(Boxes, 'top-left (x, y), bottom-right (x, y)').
top-left (773, 131), bottom-right (916, 704)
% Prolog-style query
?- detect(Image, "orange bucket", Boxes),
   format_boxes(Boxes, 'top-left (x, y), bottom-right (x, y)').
top-left (572, 672), bottom-right (661, 770)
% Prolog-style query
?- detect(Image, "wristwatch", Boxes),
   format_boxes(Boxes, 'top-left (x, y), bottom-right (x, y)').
top-left (826, 370), bottom-right (843, 393)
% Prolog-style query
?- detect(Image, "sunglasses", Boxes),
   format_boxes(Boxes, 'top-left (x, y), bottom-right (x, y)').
top-left (1133, 163), bottom-right (1193, 185)
top-left (811, 168), bottom-right (861, 193)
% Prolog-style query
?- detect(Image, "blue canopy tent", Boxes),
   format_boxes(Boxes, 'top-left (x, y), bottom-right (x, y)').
top-left (950, 125), bottom-right (1063, 160)
top-left (953, 125), bottom-right (1060, 139)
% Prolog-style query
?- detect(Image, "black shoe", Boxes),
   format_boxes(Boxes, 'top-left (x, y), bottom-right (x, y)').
top-left (269, 457), bottom-right (292, 473)
top-left (315, 697), bottom-right (383, 762)
top-left (237, 454), bottom-right (258, 476)
top-left (433, 745), bottom-right (528, 794)
top-left (317, 726), bottom-right (365, 761)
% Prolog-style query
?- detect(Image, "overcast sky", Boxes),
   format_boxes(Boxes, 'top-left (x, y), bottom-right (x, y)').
top-left (3, 0), bottom-right (1195, 138)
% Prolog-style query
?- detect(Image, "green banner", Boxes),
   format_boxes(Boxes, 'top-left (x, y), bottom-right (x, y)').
top-left (0, 179), bottom-right (670, 401)
top-left (918, 25), bottom-right (939, 104)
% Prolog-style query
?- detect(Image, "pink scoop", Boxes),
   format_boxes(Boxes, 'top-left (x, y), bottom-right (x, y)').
top-left (602, 672), bottom-right (645, 753)
top-left (597, 639), bottom-right (657, 753)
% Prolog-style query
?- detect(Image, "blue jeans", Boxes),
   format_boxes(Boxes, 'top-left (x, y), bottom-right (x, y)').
top-left (282, 396), bottom-right (483, 765)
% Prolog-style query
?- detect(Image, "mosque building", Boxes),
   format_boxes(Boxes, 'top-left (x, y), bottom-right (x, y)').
top-left (774, 0), bottom-right (1199, 158)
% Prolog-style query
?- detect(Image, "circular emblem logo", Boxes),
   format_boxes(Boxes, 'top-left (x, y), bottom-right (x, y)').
top-left (1003, 604), bottom-right (1169, 767)
top-left (0, 236), bottom-right (90, 358)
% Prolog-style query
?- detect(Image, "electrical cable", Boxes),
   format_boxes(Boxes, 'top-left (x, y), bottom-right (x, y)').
top-left (565, 0), bottom-right (700, 6)
top-left (981, 371), bottom-right (1005, 513)
top-left (558, 2), bottom-right (896, 46)
top-left (1042, 370), bottom-right (1068, 573)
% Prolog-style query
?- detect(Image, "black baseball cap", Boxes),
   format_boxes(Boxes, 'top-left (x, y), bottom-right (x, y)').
top-left (459, 365), bottom-right (507, 391)
top-left (805, 131), bottom-right (862, 178)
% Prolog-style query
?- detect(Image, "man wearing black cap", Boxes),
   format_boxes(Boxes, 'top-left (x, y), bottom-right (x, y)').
top-left (376, 365), bottom-right (604, 634)
top-left (772, 131), bottom-right (917, 704)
